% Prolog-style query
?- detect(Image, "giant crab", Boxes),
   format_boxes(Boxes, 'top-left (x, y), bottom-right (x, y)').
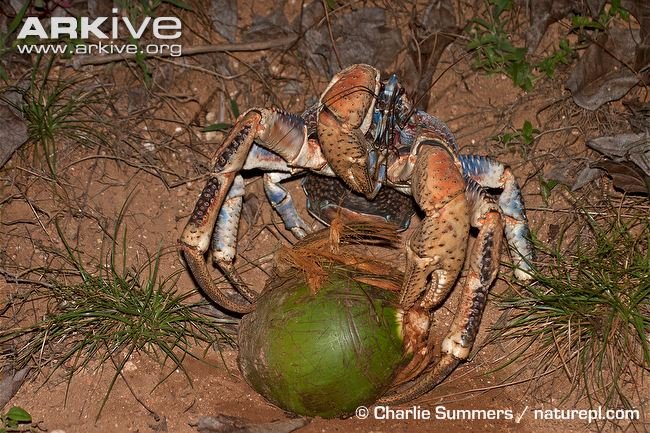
top-left (179, 64), bottom-right (534, 403)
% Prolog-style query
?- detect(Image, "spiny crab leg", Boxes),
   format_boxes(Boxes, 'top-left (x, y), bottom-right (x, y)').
top-left (459, 155), bottom-right (534, 279)
top-left (181, 107), bottom-right (330, 314)
top-left (383, 199), bottom-right (504, 404)
top-left (181, 113), bottom-right (262, 314)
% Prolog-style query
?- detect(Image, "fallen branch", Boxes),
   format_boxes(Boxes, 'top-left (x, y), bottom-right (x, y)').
top-left (69, 36), bottom-right (299, 69)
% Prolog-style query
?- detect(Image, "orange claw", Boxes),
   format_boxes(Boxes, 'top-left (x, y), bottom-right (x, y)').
top-left (317, 64), bottom-right (380, 197)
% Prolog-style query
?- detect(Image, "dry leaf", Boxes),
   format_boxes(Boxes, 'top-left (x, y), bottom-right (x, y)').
top-left (0, 367), bottom-right (30, 408)
top-left (544, 158), bottom-right (602, 191)
top-left (588, 133), bottom-right (650, 176)
top-left (591, 160), bottom-right (649, 194)
top-left (587, 132), bottom-right (650, 194)
top-left (210, 0), bottom-right (238, 43)
top-left (624, 99), bottom-right (650, 132)
top-left (622, 0), bottom-right (650, 72)
top-left (245, 2), bottom-right (291, 41)
top-left (572, 166), bottom-right (603, 191)
top-left (566, 29), bottom-right (639, 110)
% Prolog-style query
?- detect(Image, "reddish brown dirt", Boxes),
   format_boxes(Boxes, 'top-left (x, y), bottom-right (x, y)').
top-left (1, 2), bottom-right (648, 433)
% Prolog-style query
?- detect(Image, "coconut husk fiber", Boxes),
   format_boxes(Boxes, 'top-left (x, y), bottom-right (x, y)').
top-left (272, 217), bottom-right (405, 293)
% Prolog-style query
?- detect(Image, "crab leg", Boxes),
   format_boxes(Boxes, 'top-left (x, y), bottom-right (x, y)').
top-left (181, 112), bottom-right (263, 313)
top-left (263, 172), bottom-right (310, 238)
top-left (181, 108), bottom-right (326, 313)
top-left (208, 174), bottom-right (258, 305)
top-left (242, 145), bottom-right (320, 238)
top-left (459, 155), bottom-right (533, 279)
top-left (441, 185), bottom-right (503, 359)
top-left (210, 174), bottom-right (245, 271)
top-left (383, 181), bottom-right (504, 404)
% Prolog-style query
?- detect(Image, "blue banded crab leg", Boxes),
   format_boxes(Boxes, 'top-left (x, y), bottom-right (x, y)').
top-left (209, 174), bottom-right (256, 301)
top-left (383, 174), bottom-right (505, 404)
top-left (263, 172), bottom-right (311, 238)
top-left (459, 155), bottom-right (533, 279)
top-left (181, 108), bottom-right (325, 313)
top-left (244, 145), bottom-right (313, 237)
top-left (181, 115), bottom-right (258, 313)
top-left (211, 175), bottom-right (244, 264)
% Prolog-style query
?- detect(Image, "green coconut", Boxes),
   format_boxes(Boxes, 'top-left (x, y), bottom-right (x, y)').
top-left (238, 268), bottom-right (409, 418)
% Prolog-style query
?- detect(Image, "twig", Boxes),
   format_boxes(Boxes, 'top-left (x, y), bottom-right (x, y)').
top-left (157, 57), bottom-right (249, 80)
top-left (0, 268), bottom-right (54, 289)
top-left (321, 0), bottom-right (342, 69)
top-left (69, 36), bottom-right (299, 69)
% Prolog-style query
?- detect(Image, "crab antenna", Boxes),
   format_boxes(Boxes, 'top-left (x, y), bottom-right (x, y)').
top-left (403, 50), bottom-right (472, 124)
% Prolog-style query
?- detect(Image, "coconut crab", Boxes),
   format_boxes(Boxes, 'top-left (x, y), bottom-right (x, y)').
top-left (180, 64), bottom-right (533, 403)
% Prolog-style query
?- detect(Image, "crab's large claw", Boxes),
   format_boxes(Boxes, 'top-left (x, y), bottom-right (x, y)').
top-left (400, 139), bottom-right (470, 310)
top-left (382, 135), bottom-right (507, 404)
top-left (317, 64), bottom-right (384, 198)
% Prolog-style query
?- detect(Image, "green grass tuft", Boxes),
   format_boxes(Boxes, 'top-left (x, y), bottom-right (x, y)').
top-left (0, 203), bottom-right (236, 418)
top-left (1, 55), bottom-right (109, 179)
top-left (493, 204), bottom-right (649, 410)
